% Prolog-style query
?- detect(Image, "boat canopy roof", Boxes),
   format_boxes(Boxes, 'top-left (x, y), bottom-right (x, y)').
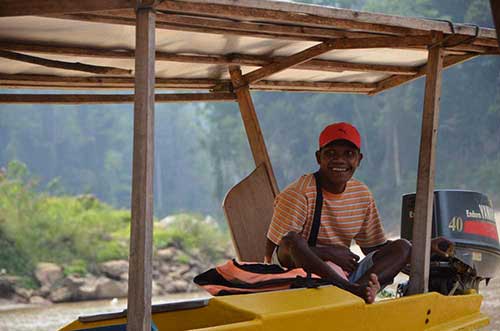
top-left (0, 0), bottom-right (498, 95)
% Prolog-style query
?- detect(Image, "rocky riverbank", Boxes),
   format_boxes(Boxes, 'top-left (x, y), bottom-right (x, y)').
top-left (0, 246), bottom-right (227, 306)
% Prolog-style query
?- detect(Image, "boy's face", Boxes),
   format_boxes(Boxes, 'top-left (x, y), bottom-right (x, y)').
top-left (315, 140), bottom-right (363, 187)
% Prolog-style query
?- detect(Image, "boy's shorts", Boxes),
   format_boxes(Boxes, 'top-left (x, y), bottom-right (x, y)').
top-left (271, 247), bottom-right (376, 283)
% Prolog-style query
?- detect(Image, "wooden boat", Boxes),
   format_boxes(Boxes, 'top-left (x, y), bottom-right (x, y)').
top-left (0, 1), bottom-right (499, 330)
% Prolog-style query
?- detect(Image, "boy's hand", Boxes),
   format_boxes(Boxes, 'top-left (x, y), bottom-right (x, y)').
top-left (313, 245), bottom-right (360, 272)
top-left (431, 236), bottom-right (454, 257)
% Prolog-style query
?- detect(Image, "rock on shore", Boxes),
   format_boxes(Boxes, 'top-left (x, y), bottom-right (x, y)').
top-left (0, 246), bottom-right (229, 304)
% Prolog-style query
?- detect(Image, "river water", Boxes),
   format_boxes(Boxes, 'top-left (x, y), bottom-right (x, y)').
top-left (0, 292), bottom-right (210, 331)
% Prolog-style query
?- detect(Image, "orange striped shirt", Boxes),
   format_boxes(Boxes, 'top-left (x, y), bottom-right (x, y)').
top-left (267, 173), bottom-right (387, 248)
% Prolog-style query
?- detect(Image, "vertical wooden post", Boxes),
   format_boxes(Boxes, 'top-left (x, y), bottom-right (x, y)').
top-left (408, 32), bottom-right (444, 295)
top-left (490, 0), bottom-right (500, 47)
top-left (229, 66), bottom-right (279, 196)
top-left (127, 4), bottom-right (155, 331)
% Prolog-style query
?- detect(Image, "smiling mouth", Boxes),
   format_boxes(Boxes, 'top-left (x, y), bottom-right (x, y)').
top-left (330, 167), bottom-right (349, 173)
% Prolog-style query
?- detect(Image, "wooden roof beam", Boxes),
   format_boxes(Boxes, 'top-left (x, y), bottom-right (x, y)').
top-left (157, 1), bottom-right (420, 36)
top-left (248, 56), bottom-right (418, 75)
top-left (0, 0), bottom-right (134, 17)
top-left (0, 73), bottom-right (375, 93)
top-left (0, 74), bottom-right (224, 89)
top-left (55, 13), bottom-right (497, 54)
top-left (0, 41), bottom-right (419, 76)
top-left (238, 36), bottom-right (437, 86)
top-left (155, 12), bottom-right (375, 41)
top-left (56, 12), bottom-right (382, 42)
top-left (0, 41), bottom-right (138, 60)
top-left (4, 34), bottom-right (431, 54)
top-left (251, 80), bottom-right (375, 93)
top-left (0, 92), bottom-right (236, 104)
top-left (59, 11), bottom-right (405, 41)
top-left (369, 54), bottom-right (477, 95)
top-left (97, 9), bottom-right (377, 40)
top-left (0, 49), bottom-right (131, 75)
top-left (240, 41), bottom-right (338, 85)
top-left (158, 0), bottom-right (497, 39)
top-left (57, 12), bottom-right (322, 42)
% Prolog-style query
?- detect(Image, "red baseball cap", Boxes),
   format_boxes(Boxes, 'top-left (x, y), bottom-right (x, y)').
top-left (319, 122), bottom-right (361, 150)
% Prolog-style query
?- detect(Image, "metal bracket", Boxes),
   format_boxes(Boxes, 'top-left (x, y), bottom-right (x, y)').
top-left (444, 24), bottom-right (480, 48)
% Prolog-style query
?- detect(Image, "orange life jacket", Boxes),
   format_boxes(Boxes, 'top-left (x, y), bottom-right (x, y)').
top-left (194, 259), bottom-right (331, 296)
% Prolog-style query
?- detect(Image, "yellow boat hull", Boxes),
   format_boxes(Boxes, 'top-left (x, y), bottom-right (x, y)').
top-left (60, 286), bottom-right (489, 331)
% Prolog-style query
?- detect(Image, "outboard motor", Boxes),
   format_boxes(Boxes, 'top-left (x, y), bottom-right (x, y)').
top-left (401, 190), bottom-right (500, 295)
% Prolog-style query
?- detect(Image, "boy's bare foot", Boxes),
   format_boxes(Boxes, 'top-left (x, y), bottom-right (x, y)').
top-left (348, 273), bottom-right (380, 304)
top-left (364, 273), bottom-right (380, 304)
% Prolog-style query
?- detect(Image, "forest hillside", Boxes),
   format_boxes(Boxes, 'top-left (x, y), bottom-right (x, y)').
top-left (0, 1), bottom-right (498, 240)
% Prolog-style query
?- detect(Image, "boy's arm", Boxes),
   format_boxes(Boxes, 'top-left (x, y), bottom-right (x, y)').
top-left (359, 237), bottom-right (454, 261)
top-left (311, 245), bottom-right (360, 273)
top-left (264, 239), bottom-right (277, 263)
top-left (266, 186), bottom-right (308, 263)
top-left (360, 241), bottom-right (390, 255)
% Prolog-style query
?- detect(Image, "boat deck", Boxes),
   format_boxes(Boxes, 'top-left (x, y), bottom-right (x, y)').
top-left (60, 286), bottom-right (489, 331)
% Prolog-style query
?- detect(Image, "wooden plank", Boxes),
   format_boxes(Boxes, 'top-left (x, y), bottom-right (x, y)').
top-left (230, 66), bottom-right (279, 196)
top-left (242, 41), bottom-right (337, 85)
top-left (407, 32), bottom-right (445, 295)
top-left (252, 80), bottom-right (375, 93)
top-left (154, 12), bottom-right (374, 40)
top-left (0, 41), bottom-right (138, 59)
top-left (298, 59), bottom-right (418, 75)
top-left (0, 79), bottom-right (374, 93)
top-left (240, 36), bottom-right (434, 85)
top-left (369, 54), bottom-right (477, 95)
top-left (0, 49), bottom-right (131, 75)
top-left (0, 74), bottom-right (376, 93)
top-left (57, 12), bottom-right (498, 52)
top-left (55, 12), bottom-right (393, 42)
top-left (243, 56), bottom-right (418, 75)
top-left (127, 6), bottom-right (155, 331)
top-left (158, 1), bottom-right (422, 36)
top-left (160, 0), bottom-right (498, 39)
top-left (0, 74), bottom-right (223, 89)
top-left (0, 41), bottom-right (420, 75)
top-left (57, 12), bottom-right (329, 42)
top-left (0, 0), bottom-right (133, 17)
top-left (223, 165), bottom-right (275, 262)
top-left (0, 93), bottom-right (236, 104)
top-left (93, 9), bottom-right (374, 41)
top-left (0, 80), bottom-right (375, 93)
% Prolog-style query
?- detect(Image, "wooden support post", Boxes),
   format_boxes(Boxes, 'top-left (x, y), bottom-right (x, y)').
top-left (408, 32), bottom-right (444, 295)
top-left (229, 66), bottom-right (279, 196)
top-left (127, 4), bottom-right (155, 331)
top-left (490, 0), bottom-right (500, 47)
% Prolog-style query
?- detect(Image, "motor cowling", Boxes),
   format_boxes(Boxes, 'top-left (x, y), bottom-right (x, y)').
top-left (401, 190), bottom-right (500, 295)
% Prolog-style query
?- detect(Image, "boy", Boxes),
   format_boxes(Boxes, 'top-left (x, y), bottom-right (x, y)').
top-left (265, 122), bottom-right (448, 303)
